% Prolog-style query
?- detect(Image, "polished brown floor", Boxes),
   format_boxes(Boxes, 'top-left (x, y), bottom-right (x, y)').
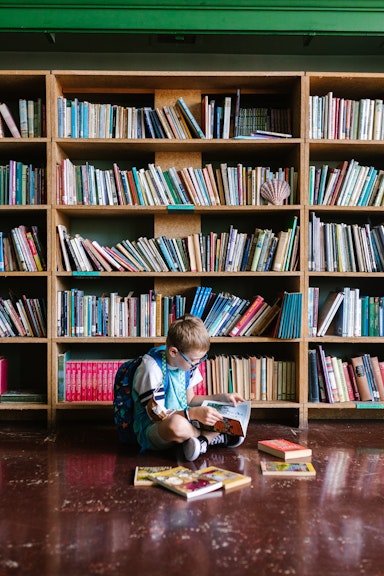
top-left (1, 419), bottom-right (384, 576)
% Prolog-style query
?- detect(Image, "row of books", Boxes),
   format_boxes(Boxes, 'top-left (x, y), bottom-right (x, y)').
top-left (56, 221), bottom-right (299, 274)
top-left (309, 93), bottom-right (384, 140)
top-left (201, 90), bottom-right (292, 138)
top-left (191, 287), bottom-right (302, 339)
top-left (57, 158), bottom-right (298, 207)
top-left (56, 287), bottom-right (302, 339)
top-left (308, 215), bottom-right (384, 273)
top-left (309, 160), bottom-right (384, 206)
top-left (309, 346), bottom-right (384, 403)
top-left (57, 353), bottom-right (296, 404)
top-left (0, 162), bottom-right (46, 205)
top-left (200, 355), bottom-right (296, 401)
top-left (134, 464), bottom-right (252, 494)
top-left (57, 289), bottom-right (186, 338)
top-left (57, 96), bottom-right (205, 139)
top-left (310, 287), bottom-right (384, 338)
top-left (0, 294), bottom-right (46, 337)
top-left (0, 225), bottom-right (46, 272)
top-left (0, 99), bottom-right (46, 138)
top-left (58, 92), bottom-right (292, 141)
top-left (57, 355), bottom-right (124, 402)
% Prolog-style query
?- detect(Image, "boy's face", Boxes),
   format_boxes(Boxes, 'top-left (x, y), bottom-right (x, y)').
top-left (168, 346), bottom-right (208, 371)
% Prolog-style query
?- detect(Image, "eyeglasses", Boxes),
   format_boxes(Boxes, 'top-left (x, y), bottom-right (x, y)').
top-left (178, 350), bottom-right (208, 369)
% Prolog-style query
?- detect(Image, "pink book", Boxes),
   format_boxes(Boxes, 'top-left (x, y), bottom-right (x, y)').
top-left (74, 361), bottom-right (82, 401)
top-left (0, 357), bottom-right (8, 394)
top-left (96, 361), bottom-right (104, 401)
top-left (65, 361), bottom-right (74, 402)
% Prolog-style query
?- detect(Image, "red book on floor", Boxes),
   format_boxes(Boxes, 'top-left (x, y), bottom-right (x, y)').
top-left (258, 438), bottom-right (312, 460)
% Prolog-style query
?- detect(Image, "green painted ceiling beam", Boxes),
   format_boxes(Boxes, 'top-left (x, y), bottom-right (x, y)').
top-left (1, 1), bottom-right (384, 34)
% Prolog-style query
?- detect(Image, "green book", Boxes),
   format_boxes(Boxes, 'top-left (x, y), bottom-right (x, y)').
top-left (0, 390), bottom-right (47, 403)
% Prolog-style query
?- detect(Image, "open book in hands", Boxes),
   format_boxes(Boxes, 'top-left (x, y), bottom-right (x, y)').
top-left (200, 400), bottom-right (251, 436)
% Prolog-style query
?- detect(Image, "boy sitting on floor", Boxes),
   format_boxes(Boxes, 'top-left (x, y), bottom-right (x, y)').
top-left (132, 314), bottom-right (245, 461)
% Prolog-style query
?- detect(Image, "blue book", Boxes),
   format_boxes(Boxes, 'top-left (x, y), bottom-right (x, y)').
top-left (71, 98), bottom-right (79, 138)
top-left (131, 167), bottom-right (146, 205)
top-left (217, 297), bottom-right (249, 336)
top-left (362, 354), bottom-right (378, 401)
top-left (358, 167), bottom-right (377, 206)
top-left (277, 292), bottom-right (291, 339)
top-left (57, 97), bottom-right (64, 138)
top-left (317, 164), bottom-right (329, 205)
top-left (190, 286), bottom-right (202, 316)
top-left (197, 287), bottom-right (213, 318)
top-left (211, 295), bottom-right (241, 336)
top-left (203, 294), bottom-right (227, 330)
top-left (83, 101), bottom-right (89, 139)
top-left (208, 297), bottom-right (235, 336)
top-left (156, 236), bottom-right (177, 271)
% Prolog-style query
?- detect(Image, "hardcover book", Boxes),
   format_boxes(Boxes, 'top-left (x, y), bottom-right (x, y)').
top-left (147, 465), bottom-right (222, 499)
top-left (201, 400), bottom-right (251, 436)
top-left (257, 438), bottom-right (312, 460)
top-left (197, 466), bottom-right (252, 491)
top-left (260, 461), bottom-right (316, 477)
top-left (133, 466), bottom-right (173, 486)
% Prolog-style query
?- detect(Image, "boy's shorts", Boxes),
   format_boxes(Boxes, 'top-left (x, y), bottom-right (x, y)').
top-left (146, 421), bottom-right (175, 450)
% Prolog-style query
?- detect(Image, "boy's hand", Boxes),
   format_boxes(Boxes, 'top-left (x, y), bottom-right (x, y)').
top-left (189, 405), bottom-right (223, 427)
top-left (222, 392), bottom-right (244, 406)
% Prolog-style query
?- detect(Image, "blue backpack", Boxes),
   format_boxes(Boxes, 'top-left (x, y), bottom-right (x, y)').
top-left (113, 346), bottom-right (190, 445)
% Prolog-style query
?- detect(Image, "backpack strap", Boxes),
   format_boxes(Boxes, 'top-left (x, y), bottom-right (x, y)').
top-left (146, 345), bottom-right (191, 390)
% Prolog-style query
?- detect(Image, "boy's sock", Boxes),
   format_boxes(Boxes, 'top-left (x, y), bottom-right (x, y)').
top-left (182, 435), bottom-right (208, 461)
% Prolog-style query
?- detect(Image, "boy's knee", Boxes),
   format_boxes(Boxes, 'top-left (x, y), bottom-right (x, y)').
top-left (163, 413), bottom-right (194, 443)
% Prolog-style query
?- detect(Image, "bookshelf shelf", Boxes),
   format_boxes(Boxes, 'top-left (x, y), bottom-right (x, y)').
top-left (1, 69), bottom-right (382, 429)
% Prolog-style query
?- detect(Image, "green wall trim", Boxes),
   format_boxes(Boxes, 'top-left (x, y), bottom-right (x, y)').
top-left (1, 1), bottom-right (384, 34)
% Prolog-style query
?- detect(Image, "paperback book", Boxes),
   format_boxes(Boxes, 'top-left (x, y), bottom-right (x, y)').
top-left (197, 466), bottom-right (252, 490)
top-left (260, 461), bottom-right (316, 477)
top-left (133, 466), bottom-right (173, 486)
top-left (257, 438), bottom-right (312, 460)
top-left (147, 465), bottom-right (223, 499)
top-left (201, 400), bottom-right (251, 436)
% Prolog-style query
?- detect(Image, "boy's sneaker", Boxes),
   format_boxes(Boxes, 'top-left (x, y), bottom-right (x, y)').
top-left (182, 435), bottom-right (208, 461)
top-left (210, 433), bottom-right (245, 448)
top-left (227, 435), bottom-right (245, 448)
top-left (209, 433), bottom-right (229, 446)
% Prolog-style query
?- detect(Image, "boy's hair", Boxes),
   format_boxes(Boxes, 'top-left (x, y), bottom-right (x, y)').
top-left (166, 314), bottom-right (210, 352)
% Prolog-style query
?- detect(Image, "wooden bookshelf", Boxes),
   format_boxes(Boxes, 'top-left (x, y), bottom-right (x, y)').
top-left (2, 69), bottom-right (382, 429)
top-left (0, 71), bottom-right (51, 423)
top-left (305, 71), bottom-right (384, 422)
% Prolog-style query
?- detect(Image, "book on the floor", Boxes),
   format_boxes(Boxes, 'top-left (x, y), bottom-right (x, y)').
top-left (133, 466), bottom-right (173, 486)
top-left (147, 465), bottom-right (223, 499)
top-left (257, 438), bottom-right (312, 460)
top-left (260, 461), bottom-right (316, 477)
top-left (197, 466), bottom-right (252, 491)
top-left (200, 400), bottom-right (251, 436)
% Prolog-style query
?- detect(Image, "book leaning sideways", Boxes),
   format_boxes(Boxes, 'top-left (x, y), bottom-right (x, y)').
top-left (257, 438), bottom-right (312, 460)
top-left (200, 400), bottom-right (251, 436)
top-left (147, 466), bottom-right (223, 499)
top-left (260, 461), bottom-right (316, 477)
